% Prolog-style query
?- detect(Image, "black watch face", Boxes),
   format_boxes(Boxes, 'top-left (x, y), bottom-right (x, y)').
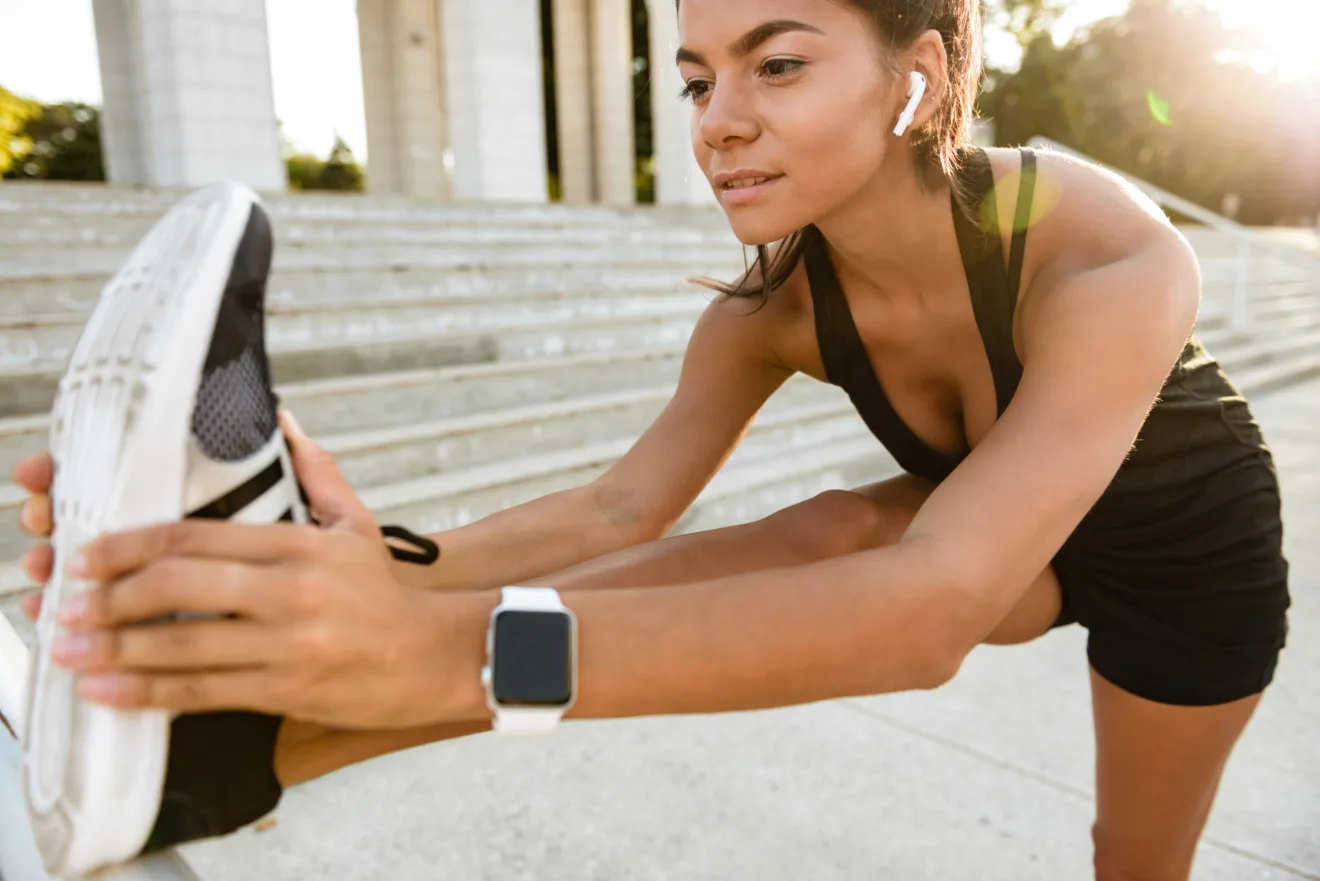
top-left (493, 610), bottom-right (574, 707)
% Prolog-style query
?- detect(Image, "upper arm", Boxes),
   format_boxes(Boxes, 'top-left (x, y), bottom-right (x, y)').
top-left (904, 228), bottom-right (1200, 643)
top-left (592, 290), bottom-right (794, 542)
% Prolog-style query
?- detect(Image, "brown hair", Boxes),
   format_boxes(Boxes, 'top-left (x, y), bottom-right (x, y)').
top-left (685, 0), bottom-right (985, 300)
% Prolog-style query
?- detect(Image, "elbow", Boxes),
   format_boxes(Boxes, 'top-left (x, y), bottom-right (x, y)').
top-left (916, 634), bottom-right (970, 692)
top-left (906, 554), bottom-right (999, 691)
top-left (585, 479), bottom-right (669, 549)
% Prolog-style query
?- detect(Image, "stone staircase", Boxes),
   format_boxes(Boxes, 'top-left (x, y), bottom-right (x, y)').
top-left (1, 181), bottom-right (1318, 614)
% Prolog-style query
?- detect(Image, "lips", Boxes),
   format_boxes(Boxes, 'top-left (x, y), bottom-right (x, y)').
top-left (713, 170), bottom-right (782, 191)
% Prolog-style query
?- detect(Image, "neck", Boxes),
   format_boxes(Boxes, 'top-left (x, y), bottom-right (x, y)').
top-left (811, 149), bottom-right (963, 303)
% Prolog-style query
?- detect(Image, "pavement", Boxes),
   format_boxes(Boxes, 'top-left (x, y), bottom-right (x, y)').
top-left (168, 380), bottom-right (1320, 881)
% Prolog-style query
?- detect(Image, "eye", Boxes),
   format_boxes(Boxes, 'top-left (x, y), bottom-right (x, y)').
top-left (761, 58), bottom-right (804, 80)
top-left (679, 79), bottom-right (713, 104)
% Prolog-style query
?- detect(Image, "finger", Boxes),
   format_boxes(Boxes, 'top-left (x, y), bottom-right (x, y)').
top-left (22, 592), bottom-right (42, 621)
top-left (19, 495), bottom-right (53, 538)
top-left (75, 520), bottom-right (320, 581)
top-left (53, 619), bottom-right (285, 672)
top-left (21, 544), bottom-right (54, 585)
top-left (62, 559), bottom-right (294, 628)
top-left (11, 454), bottom-right (53, 494)
top-left (279, 411), bottom-right (375, 534)
top-left (77, 669), bottom-right (285, 714)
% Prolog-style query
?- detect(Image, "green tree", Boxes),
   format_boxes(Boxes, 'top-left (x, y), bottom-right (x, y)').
top-left (284, 136), bottom-right (364, 192)
top-left (317, 136), bottom-right (364, 191)
top-left (0, 85), bottom-right (40, 176)
top-left (979, 0), bottom-right (1320, 225)
top-left (1, 100), bottom-right (104, 181)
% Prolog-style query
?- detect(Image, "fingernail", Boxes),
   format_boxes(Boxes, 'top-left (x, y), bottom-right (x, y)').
top-left (53, 633), bottom-right (92, 661)
top-left (78, 676), bottom-right (117, 702)
top-left (68, 551), bottom-right (89, 577)
top-left (280, 410), bottom-right (304, 438)
top-left (58, 593), bottom-right (89, 624)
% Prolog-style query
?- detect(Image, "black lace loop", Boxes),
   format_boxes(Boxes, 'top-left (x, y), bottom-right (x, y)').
top-left (381, 524), bottom-right (441, 565)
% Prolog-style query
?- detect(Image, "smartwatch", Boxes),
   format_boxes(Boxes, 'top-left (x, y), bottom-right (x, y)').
top-left (481, 587), bottom-right (578, 735)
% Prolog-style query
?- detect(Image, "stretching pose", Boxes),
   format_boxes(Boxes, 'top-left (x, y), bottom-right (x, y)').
top-left (12, 1), bottom-right (1289, 878)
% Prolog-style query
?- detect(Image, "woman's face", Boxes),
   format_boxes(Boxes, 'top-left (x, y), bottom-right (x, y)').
top-left (677, 0), bottom-right (899, 246)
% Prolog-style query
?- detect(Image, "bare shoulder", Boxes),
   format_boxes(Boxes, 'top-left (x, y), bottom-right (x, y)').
top-left (981, 146), bottom-right (1200, 329)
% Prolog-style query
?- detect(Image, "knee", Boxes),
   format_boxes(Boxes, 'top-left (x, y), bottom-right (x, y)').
top-left (1092, 823), bottom-right (1194, 881)
top-left (761, 489), bottom-right (898, 560)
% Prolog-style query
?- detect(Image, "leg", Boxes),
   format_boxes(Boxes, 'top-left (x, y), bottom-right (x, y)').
top-left (1090, 668), bottom-right (1262, 881)
top-left (545, 474), bottom-right (1063, 646)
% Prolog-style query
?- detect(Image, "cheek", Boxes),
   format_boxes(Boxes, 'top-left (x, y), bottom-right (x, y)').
top-left (778, 97), bottom-right (890, 208)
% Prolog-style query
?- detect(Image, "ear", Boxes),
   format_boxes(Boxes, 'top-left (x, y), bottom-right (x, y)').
top-left (903, 28), bottom-right (950, 132)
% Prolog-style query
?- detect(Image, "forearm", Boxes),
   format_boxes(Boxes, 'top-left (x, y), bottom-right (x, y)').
top-left (285, 540), bottom-right (977, 782)
top-left (442, 538), bottom-right (979, 722)
top-left (391, 484), bottom-right (641, 592)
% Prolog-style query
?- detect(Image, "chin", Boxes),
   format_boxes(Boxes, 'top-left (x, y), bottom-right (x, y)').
top-left (722, 210), bottom-right (808, 248)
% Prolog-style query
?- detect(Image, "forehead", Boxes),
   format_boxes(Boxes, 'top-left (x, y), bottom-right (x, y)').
top-left (677, 0), bottom-right (861, 45)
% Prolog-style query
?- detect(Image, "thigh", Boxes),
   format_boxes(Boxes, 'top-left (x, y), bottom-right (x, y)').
top-left (1090, 667), bottom-right (1262, 881)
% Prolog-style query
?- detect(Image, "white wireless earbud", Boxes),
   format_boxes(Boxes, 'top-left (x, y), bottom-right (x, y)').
top-left (892, 71), bottom-right (927, 137)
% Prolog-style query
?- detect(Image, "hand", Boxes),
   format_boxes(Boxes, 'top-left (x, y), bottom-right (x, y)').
top-left (47, 414), bottom-right (491, 730)
top-left (12, 452), bottom-right (54, 620)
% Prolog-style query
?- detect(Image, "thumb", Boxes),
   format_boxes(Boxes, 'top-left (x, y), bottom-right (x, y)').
top-left (279, 410), bottom-right (375, 534)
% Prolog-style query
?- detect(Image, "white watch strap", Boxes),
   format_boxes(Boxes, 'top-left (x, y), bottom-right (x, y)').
top-left (489, 587), bottom-right (573, 736)
top-left (492, 707), bottom-right (566, 736)
top-left (500, 586), bottom-right (566, 610)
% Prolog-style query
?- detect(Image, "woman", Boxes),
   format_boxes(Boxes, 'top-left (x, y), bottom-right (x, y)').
top-left (12, 0), bottom-right (1290, 878)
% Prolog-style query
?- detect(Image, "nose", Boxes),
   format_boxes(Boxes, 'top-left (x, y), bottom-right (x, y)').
top-left (697, 77), bottom-right (760, 151)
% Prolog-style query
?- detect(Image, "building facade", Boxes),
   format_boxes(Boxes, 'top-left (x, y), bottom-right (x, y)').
top-left (89, 0), bottom-right (712, 205)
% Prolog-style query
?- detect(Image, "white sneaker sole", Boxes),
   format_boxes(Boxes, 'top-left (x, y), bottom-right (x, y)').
top-left (23, 182), bottom-right (263, 877)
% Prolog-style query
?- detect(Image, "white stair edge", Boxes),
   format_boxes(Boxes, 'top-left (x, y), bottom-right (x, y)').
top-left (360, 437), bottom-right (634, 511)
top-left (0, 345), bottom-right (693, 440)
top-left (0, 309), bottom-right (705, 381)
top-left (693, 437), bottom-right (893, 504)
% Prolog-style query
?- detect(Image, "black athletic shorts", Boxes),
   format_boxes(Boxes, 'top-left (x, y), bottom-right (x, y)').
top-left (1049, 434), bottom-right (1291, 708)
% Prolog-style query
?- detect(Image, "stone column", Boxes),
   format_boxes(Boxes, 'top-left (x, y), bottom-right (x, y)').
top-left (91, 0), bottom-right (285, 190)
top-left (645, 0), bottom-right (714, 206)
top-left (589, 0), bottom-right (635, 206)
top-left (440, 0), bottom-right (549, 202)
top-left (552, 0), bottom-right (594, 204)
top-left (356, 0), bottom-right (451, 199)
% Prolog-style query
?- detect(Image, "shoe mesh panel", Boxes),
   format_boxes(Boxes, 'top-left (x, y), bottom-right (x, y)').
top-left (189, 204), bottom-right (278, 462)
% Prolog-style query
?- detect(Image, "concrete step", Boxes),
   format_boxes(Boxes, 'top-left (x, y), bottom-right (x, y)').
top-left (0, 290), bottom-right (711, 373)
top-left (362, 427), bottom-right (884, 538)
top-left (0, 263), bottom-right (737, 318)
top-left (0, 310), bottom-right (705, 417)
top-left (0, 389), bottom-right (874, 583)
top-left (0, 240), bottom-right (746, 275)
top-left (1230, 351), bottom-right (1320, 397)
top-left (1212, 324), bottom-right (1320, 376)
top-left (0, 182), bottom-right (733, 229)
top-left (324, 379), bottom-right (851, 491)
top-left (7, 273), bottom-right (1313, 375)
top-left (0, 431), bottom-right (895, 605)
top-left (0, 347), bottom-right (693, 472)
top-left (1197, 254), bottom-right (1319, 285)
top-left (0, 213), bottom-right (741, 250)
top-left (1196, 281), bottom-right (1319, 329)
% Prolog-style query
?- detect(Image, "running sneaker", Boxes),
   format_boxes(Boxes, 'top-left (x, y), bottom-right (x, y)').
top-left (21, 182), bottom-right (438, 876)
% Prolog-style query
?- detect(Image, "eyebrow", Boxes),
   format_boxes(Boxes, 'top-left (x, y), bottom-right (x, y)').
top-left (675, 19), bottom-right (826, 67)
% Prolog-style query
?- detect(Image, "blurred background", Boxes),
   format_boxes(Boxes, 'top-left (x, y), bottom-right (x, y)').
top-left (1, 0), bottom-right (1317, 227)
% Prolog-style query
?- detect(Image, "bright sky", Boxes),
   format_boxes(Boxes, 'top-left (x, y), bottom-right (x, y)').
top-left (0, 0), bottom-right (1315, 160)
